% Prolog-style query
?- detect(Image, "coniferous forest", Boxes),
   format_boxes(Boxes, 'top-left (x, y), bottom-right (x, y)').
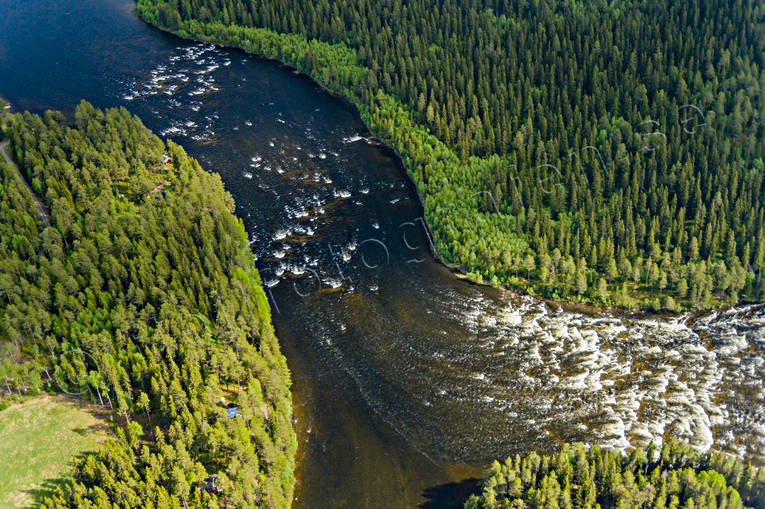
top-left (466, 440), bottom-right (765, 509)
top-left (1, 0), bottom-right (764, 507)
top-left (0, 101), bottom-right (762, 508)
top-left (0, 103), bottom-right (296, 508)
top-left (137, 0), bottom-right (764, 310)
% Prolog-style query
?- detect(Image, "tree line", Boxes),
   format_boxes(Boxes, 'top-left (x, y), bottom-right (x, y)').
top-left (465, 440), bottom-right (765, 509)
top-left (137, 0), bottom-right (764, 310)
top-left (0, 102), bottom-right (296, 508)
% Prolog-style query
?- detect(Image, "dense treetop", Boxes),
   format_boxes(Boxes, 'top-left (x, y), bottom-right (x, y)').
top-left (465, 440), bottom-right (765, 509)
top-left (0, 103), bottom-right (296, 508)
top-left (138, 0), bottom-right (764, 310)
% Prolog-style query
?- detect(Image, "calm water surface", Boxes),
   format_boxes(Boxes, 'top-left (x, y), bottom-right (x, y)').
top-left (1, 1), bottom-right (763, 507)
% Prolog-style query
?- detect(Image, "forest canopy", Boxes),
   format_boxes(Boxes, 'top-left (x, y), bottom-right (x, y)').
top-left (137, 0), bottom-right (764, 311)
top-left (465, 440), bottom-right (765, 509)
top-left (0, 103), bottom-right (296, 508)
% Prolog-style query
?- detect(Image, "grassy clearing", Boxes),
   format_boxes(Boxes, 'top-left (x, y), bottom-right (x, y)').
top-left (0, 395), bottom-right (109, 509)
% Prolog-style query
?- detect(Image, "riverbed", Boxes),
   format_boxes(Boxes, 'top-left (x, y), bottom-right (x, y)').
top-left (1, 1), bottom-right (763, 507)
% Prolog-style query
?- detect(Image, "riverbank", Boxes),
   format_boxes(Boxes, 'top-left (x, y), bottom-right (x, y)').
top-left (0, 97), bottom-right (12, 133)
top-left (132, 7), bottom-right (757, 318)
top-left (3, 4), bottom-right (764, 508)
top-left (2, 103), bottom-right (297, 507)
top-left (136, 0), bottom-right (765, 314)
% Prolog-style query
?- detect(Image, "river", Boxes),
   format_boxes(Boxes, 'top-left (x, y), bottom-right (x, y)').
top-left (1, 0), bottom-right (763, 507)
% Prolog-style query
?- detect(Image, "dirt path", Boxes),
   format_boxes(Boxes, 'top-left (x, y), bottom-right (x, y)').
top-left (0, 140), bottom-right (50, 225)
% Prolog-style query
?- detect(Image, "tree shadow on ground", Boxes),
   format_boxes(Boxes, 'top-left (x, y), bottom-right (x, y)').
top-left (420, 477), bottom-right (480, 509)
top-left (22, 477), bottom-right (69, 508)
top-left (71, 422), bottom-right (110, 436)
top-left (21, 452), bottom-right (95, 508)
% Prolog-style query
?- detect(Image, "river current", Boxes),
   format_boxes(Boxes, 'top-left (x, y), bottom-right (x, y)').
top-left (1, 0), bottom-right (763, 506)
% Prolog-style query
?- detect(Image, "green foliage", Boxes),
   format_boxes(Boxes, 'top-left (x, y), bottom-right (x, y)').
top-left (137, 0), bottom-right (764, 310)
top-left (466, 440), bottom-right (765, 509)
top-left (0, 103), bottom-right (295, 508)
top-left (0, 97), bottom-right (11, 135)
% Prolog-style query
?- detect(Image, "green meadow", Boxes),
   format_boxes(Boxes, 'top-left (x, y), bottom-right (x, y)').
top-left (0, 396), bottom-right (108, 508)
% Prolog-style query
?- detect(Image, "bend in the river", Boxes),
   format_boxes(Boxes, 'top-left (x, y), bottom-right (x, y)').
top-left (0, 1), bottom-right (763, 507)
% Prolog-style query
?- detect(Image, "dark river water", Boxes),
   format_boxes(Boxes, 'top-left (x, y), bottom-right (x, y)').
top-left (1, 1), bottom-right (764, 507)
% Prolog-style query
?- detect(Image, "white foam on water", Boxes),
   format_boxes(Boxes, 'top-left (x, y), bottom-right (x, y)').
top-left (325, 278), bottom-right (343, 289)
top-left (288, 264), bottom-right (305, 276)
top-left (201, 63), bottom-right (219, 74)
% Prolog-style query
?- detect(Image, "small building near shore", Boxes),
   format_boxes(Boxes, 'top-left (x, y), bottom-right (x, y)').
top-left (226, 403), bottom-right (240, 419)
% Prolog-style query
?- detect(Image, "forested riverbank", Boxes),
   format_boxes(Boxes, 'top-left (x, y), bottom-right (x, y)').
top-left (134, 0), bottom-right (764, 312)
top-left (2, 0), bottom-right (764, 506)
top-left (0, 103), bottom-right (296, 508)
top-left (467, 440), bottom-right (765, 509)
